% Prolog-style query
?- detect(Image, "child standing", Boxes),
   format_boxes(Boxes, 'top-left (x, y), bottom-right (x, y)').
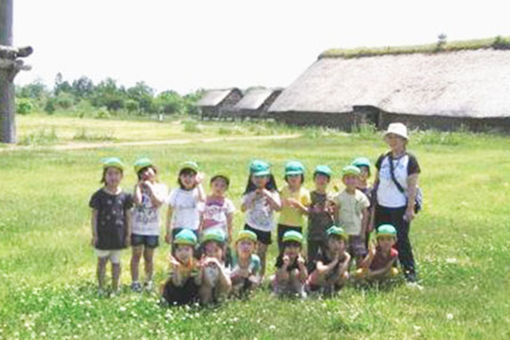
top-left (307, 226), bottom-right (350, 294)
top-left (333, 165), bottom-right (370, 265)
top-left (130, 158), bottom-right (168, 292)
top-left (89, 157), bottom-right (133, 295)
top-left (272, 230), bottom-right (308, 298)
top-left (277, 161), bottom-right (311, 252)
top-left (230, 230), bottom-right (261, 297)
top-left (307, 165), bottom-right (335, 265)
top-left (355, 224), bottom-right (399, 282)
top-left (352, 157), bottom-right (374, 249)
top-left (241, 160), bottom-right (281, 278)
top-left (161, 229), bottom-right (201, 306)
top-left (198, 229), bottom-right (232, 304)
top-left (165, 161), bottom-right (205, 246)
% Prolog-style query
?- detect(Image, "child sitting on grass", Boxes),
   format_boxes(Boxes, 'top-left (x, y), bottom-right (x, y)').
top-left (89, 157), bottom-right (133, 295)
top-left (230, 230), bottom-right (261, 297)
top-left (272, 230), bottom-right (308, 298)
top-left (307, 226), bottom-right (350, 295)
top-left (354, 224), bottom-right (399, 282)
top-left (161, 229), bottom-right (201, 306)
top-left (198, 229), bottom-right (232, 304)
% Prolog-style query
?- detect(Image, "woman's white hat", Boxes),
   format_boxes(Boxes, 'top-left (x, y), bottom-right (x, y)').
top-left (384, 122), bottom-right (408, 140)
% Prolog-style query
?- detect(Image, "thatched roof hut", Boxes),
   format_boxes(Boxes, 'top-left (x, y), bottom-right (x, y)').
top-left (269, 37), bottom-right (510, 132)
top-left (226, 88), bottom-right (283, 119)
top-left (196, 88), bottom-right (242, 119)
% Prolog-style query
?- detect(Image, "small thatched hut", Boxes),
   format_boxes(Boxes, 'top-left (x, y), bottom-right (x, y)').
top-left (196, 88), bottom-right (242, 120)
top-left (269, 37), bottom-right (510, 132)
top-left (225, 88), bottom-right (283, 120)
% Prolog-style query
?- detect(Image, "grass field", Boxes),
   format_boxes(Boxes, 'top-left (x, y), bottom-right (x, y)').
top-left (1, 114), bottom-right (510, 339)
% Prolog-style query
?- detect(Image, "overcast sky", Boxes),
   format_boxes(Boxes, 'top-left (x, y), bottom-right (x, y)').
top-left (13, 0), bottom-right (510, 94)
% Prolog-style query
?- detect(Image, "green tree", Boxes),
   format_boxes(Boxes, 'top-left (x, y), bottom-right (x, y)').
top-left (127, 82), bottom-right (154, 113)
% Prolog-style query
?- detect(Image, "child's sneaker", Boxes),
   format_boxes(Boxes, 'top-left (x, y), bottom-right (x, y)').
top-left (131, 281), bottom-right (142, 292)
top-left (144, 281), bottom-right (154, 291)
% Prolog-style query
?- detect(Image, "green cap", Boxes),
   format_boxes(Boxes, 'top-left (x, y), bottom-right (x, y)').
top-left (282, 230), bottom-right (303, 244)
top-left (285, 161), bottom-right (305, 176)
top-left (326, 225), bottom-right (347, 239)
top-left (102, 157), bottom-right (125, 170)
top-left (377, 224), bottom-right (397, 238)
top-left (134, 157), bottom-right (153, 174)
top-left (342, 165), bottom-right (361, 177)
top-left (202, 228), bottom-right (226, 244)
top-left (236, 230), bottom-right (257, 243)
top-left (352, 157), bottom-right (371, 169)
top-left (174, 229), bottom-right (198, 246)
top-left (314, 165), bottom-right (333, 177)
top-left (249, 160), bottom-right (271, 177)
top-left (180, 161), bottom-right (199, 172)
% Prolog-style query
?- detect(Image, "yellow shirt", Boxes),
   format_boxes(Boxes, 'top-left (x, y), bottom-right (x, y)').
top-left (278, 185), bottom-right (311, 227)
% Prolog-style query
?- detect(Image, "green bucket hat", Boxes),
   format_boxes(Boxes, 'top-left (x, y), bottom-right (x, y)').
top-left (285, 161), bottom-right (305, 176)
top-left (376, 224), bottom-right (397, 238)
top-left (351, 157), bottom-right (371, 169)
top-left (134, 157), bottom-right (153, 174)
top-left (314, 165), bottom-right (333, 177)
top-left (236, 230), bottom-right (257, 243)
top-left (102, 157), bottom-right (125, 171)
top-left (342, 165), bottom-right (361, 177)
top-left (282, 230), bottom-right (303, 245)
top-left (202, 228), bottom-right (226, 244)
top-left (180, 161), bottom-right (199, 173)
top-left (326, 225), bottom-right (348, 239)
top-left (173, 229), bottom-right (198, 246)
top-left (249, 160), bottom-right (271, 177)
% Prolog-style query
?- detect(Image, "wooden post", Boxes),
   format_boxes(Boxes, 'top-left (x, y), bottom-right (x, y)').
top-left (0, 0), bottom-right (15, 143)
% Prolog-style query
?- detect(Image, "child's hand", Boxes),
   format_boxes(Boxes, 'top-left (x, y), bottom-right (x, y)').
top-left (282, 255), bottom-right (290, 267)
top-left (368, 242), bottom-right (377, 258)
top-left (297, 255), bottom-right (306, 267)
top-left (169, 256), bottom-right (181, 268)
top-left (195, 172), bottom-right (205, 185)
top-left (286, 198), bottom-right (300, 208)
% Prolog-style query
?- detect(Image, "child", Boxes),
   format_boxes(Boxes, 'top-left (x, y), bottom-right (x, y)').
top-left (230, 230), bottom-right (261, 297)
top-left (355, 224), bottom-right (399, 282)
top-left (89, 157), bottom-right (133, 295)
top-left (333, 165), bottom-right (370, 265)
top-left (272, 230), bottom-right (308, 298)
top-left (241, 160), bottom-right (281, 277)
top-left (198, 229), bottom-right (232, 304)
top-left (199, 174), bottom-right (235, 265)
top-left (277, 161), bottom-right (311, 252)
top-left (161, 229), bottom-right (201, 306)
top-left (307, 226), bottom-right (350, 294)
top-left (165, 161), bottom-right (205, 247)
top-left (352, 157), bottom-right (374, 249)
top-left (307, 165), bottom-right (335, 266)
top-left (130, 158), bottom-right (168, 292)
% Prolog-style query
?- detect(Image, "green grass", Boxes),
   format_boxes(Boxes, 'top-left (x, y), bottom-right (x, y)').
top-left (1, 115), bottom-right (510, 339)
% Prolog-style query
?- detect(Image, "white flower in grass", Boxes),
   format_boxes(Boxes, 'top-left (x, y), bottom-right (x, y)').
top-left (446, 313), bottom-right (454, 320)
top-left (119, 306), bottom-right (126, 312)
top-left (269, 325), bottom-right (276, 330)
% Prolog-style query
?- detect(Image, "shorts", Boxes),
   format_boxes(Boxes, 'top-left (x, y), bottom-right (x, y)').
top-left (131, 234), bottom-right (159, 248)
top-left (95, 249), bottom-right (122, 264)
top-left (162, 278), bottom-right (199, 306)
top-left (347, 235), bottom-right (367, 258)
top-left (244, 224), bottom-right (272, 245)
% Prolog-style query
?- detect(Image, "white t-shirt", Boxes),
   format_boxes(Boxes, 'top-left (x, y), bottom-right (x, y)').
top-left (334, 189), bottom-right (370, 235)
top-left (242, 190), bottom-right (281, 232)
top-left (166, 188), bottom-right (201, 230)
top-left (132, 183), bottom-right (168, 235)
top-left (201, 196), bottom-right (236, 233)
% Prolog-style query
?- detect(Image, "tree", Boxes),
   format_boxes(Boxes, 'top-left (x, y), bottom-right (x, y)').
top-left (127, 82), bottom-right (154, 113)
top-left (91, 78), bottom-right (126, 111)
top-left (71, 76), bottom-right (94, 98)
top-left (54, 72), bottom-right (72, 95)
top-left (154, 90), bottom-right (182, 114)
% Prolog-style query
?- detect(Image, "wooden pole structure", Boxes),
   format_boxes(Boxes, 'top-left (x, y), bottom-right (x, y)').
top-left (0, 0), bottom-right (32, 143)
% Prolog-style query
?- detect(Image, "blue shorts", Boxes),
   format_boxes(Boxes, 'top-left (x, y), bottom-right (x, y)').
top-left (131, 234), bottom-right (159, 248)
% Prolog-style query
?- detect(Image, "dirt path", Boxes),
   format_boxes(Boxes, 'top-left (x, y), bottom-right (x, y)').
top-left (0, 134), bottom-right (301, 152)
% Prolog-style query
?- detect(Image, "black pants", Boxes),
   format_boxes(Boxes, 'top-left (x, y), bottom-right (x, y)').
top-left (277, 224), bottom-right (302, 252)
top-left (374, 205), bottom-right (416, 277)
top-left (306, 238), bottom-right (327, 272)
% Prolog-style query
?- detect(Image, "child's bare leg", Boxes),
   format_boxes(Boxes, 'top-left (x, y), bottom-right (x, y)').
top-left (97, 257), bottom-right (108, 290)
top-left (257, 242), bottom-right (268, 277)
top-left (143, 247), bottom-right (154, 282)
top-left (130, 246), bottom-right (143, 283)
top-left (199, 284), bottom-right (213, 304)
top-left (112, 263), bottom-right (121, 292)
top-left (290, 270), bottom-right (306, 297)
top-left (216, 277), bottom-right (232, 301)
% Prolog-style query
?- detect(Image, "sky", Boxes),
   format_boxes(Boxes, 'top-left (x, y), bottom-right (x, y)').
top-left (12, 0), bottom-right (510, 94)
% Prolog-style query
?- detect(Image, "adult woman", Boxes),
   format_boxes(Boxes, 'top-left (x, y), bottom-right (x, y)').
top-left (373, 123), bottom-right (420, 283)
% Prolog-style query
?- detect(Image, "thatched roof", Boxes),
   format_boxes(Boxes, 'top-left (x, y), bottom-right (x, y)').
top-left (196, 88), bottom-right (241, 107)
top-left (232, 88), bottom-right (282, 110)
top-left (269, 47), bottom-right (510, 118)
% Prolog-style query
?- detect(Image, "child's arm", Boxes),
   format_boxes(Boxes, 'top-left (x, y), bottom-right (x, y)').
top-left (338, 252), bottom-right (351, 274)
top-left (275, 256), bottom-right (290, 282)
top-left (144, 182), bottom-right (165, 208)
top-left (195, 172), bottom-right (206, 203)
top-left (90, 209), bottom-right (98, 247)
top-left (134, 183), bottom-right (143, 205)
top-left (360, 207), bottom-right (369, 240)
top-left (367, 257), bottom-right (397, 278)
top-left (297, 255), bottom-right (308, 282)
top-left (169, 256), bottom-right (184, 286)
top-left (165, 206), bottom-right (173, 244)
top-left (241, 193), bottom-right (255, 212)
top-left (226, 212), bottom-right (234, 244)
top-left (125, 209), bottom-right (132, 247)
top-left (333, 202), bottom-right (340, 225)
top-left (262, 189), bottom-right (282, 211)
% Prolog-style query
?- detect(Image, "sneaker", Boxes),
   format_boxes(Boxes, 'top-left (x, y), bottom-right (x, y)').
top-left (131, 281), bottom-right (142, 292)
top-left (144, 280), bottom-right (154, 291)
top-left (404, 272), bottom-right (418, 283)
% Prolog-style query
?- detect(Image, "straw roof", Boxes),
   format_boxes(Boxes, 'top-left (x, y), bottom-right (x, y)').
top-left (196, 88), bottom-right (240, 107)
top-left (269, 48), bottom-right (510, 118)
top-left (232, 88), bottom-right (281, 110)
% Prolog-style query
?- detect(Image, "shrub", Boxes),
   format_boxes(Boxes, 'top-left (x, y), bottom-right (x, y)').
top-left (16, 98), bottom-right (34, 115)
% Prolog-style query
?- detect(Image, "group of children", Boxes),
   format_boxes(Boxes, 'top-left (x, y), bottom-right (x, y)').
top-left (90, 156), bottom-right (401, 305)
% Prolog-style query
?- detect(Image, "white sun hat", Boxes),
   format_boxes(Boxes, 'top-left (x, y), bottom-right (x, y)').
top-left (384, 122), bottom-right (408, 140)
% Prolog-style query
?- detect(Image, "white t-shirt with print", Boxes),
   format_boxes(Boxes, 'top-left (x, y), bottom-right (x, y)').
top-left (201, 196), bottom-right (236, 233)
top-left (166, 188), bottom-right (201, 230)
top-left (132, 183), bottom-right (168, 235)
top-left (242, 190), bottom-right (281, 232)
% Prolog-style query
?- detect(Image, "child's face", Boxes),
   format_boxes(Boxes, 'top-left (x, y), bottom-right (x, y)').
top-left (204, 241), bottom-right (223, 259)
top-left (180, 172), bottom-right (196, 189)
top-left (105, 167), bottom-right (123, 187)
top-left (327, 237), bottom-right (345, 253)
top-left (283, 242), bottom-right (301, 259)
top-left (252, 175), bottom-right (269, 188)
top-left (377, 236), bottom-right (395, 252)
top-left (175, 244), bottom-right (194, 263)
top-left (286, 174), bottom-right (302, 188)
top-left (237, 239), bottom-right (255, 256)
top-left (140, 167), bottom-right (156, 182)
top-left (314, 173), bottom-right (330, 189)
top-left (342, 174), bottom-right (358, 190)
top-left (211, 178), bottom-right (227, 196)
top-left (385, 133), bottom-right (406, 150)
top-left (358, 166), bottom-right (369, 182)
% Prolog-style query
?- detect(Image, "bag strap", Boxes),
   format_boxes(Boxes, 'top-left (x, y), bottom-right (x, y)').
top-left (387, 152), bottom-right (406, 194)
